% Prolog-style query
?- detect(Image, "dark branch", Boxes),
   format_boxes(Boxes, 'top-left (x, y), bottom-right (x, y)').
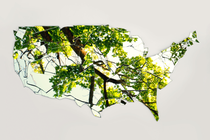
top-left (39, 61), bottom-right (45, 74)
top-left (56, 52), bottom-right (61, 66)
top-left (139, 99), bottom-right (158, 116)
top-left (103, 81), bottom-right (109, 107)
top-left (89, 76), bottom-right (95, 107)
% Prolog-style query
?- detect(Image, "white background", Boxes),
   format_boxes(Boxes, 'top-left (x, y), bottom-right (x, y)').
top-left (0, 0), bottom-right (210, 140)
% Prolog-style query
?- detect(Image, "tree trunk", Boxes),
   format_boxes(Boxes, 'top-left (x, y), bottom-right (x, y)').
top-left (89, 76), bottom-right (95, 107)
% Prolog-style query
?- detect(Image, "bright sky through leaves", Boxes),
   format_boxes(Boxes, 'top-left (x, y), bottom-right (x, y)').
top-left (13, 25), bottom-right (199, 121)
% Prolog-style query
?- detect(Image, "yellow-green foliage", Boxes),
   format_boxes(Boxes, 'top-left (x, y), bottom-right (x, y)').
top-left (13, 26), bottom-right (198, 121)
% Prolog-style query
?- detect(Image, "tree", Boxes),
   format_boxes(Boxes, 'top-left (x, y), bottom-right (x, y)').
top-left (13, 25), bottom-right (198, 121)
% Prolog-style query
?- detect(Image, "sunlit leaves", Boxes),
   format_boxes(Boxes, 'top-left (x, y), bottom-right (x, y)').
top-left (168, 31), bottom-right (198, 65)
top-left (35, 26), bottom-right (45, 32)
top-left (13, 52), bottom-right (18, 59)
top-left (13, 26), bottom-right (198, 121)
top-left (31, 59), bottom-right (45, 74)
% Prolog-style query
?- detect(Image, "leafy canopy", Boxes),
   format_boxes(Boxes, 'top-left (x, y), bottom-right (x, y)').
top-left (13, 25), bottom-right (198, 121)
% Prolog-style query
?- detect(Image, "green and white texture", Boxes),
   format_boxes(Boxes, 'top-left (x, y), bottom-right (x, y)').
top-left (13, 25), bottom-right (199, 121)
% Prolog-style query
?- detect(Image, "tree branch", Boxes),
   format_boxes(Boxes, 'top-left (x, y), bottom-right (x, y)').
top-left (56, 52), bottom-right (61, 66)
top-left (89, 76), bottom-right (95, 107)
top-left (61, 27), bottom-right (125, 84)
top-left (61, 27), bottom-right (86, 63)
top-left (139, 99), bottom-right (158, 116)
